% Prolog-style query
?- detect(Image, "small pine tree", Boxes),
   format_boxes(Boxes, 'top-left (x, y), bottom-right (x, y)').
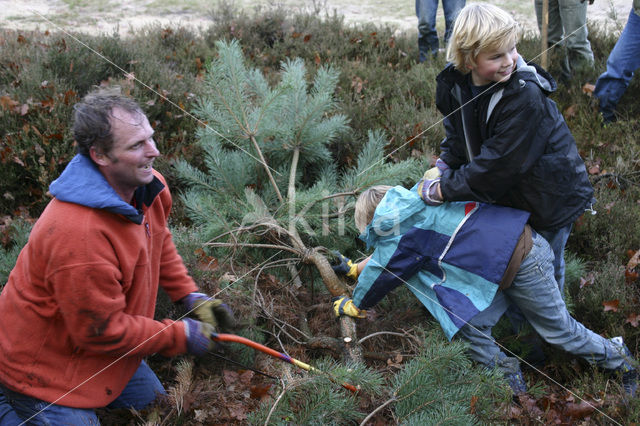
top-left (174, 39), bottom-right (423, 360)
top-left (247, 359), bottom-right (383, 425)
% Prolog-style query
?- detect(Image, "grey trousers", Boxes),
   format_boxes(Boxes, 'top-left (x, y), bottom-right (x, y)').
top-left (534, 0), bottom-right (594, 71)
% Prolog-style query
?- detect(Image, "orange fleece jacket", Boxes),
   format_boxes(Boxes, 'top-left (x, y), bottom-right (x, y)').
top-left (0, 171), bottom-right (197, 408)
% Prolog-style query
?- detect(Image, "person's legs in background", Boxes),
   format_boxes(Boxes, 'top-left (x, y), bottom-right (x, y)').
top-left (534, 0), bottom-right (571, 80)
top-left (441, 0), bottom-right (465, 46)
top-left (594, 8), bottom-right (640, 123)
top-left (416, 0), bottom-right (440, 62)
top-left (557, 0), bottom-right (594, 70)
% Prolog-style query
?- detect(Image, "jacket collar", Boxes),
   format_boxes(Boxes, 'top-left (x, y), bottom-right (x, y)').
top-left (49, 154), bottom-right (164, 224)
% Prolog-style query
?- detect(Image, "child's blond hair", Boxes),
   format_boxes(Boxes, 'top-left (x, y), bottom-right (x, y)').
top-left (446, 3), bottom-right (521, 74)
top-left (354, 185), bottom-right (392, 233)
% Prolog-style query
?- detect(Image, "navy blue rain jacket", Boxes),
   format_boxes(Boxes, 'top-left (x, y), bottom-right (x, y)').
top-left (435, 55), bottom-right (594, 231)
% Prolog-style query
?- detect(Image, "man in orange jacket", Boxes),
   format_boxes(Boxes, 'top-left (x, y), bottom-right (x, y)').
top-left (0, 88), bottom-right (234, 424)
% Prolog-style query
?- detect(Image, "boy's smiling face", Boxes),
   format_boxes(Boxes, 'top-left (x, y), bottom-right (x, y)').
top-left (470, 43), bottom-right (518, 86)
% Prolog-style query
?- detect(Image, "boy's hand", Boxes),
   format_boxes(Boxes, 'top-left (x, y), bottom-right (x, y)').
top-left (332, 296), bottom-right (366, 319)
top-left (435, 158), bottom-right (449, 173)
top-left (417, 175), bottom-right (443, 206)
top-left (331, 251), bottom-right (360, 280)
top-left (422, 166), bottom-right (441, 180)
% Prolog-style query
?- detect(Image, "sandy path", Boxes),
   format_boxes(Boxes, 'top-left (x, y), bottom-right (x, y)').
top-left (0, 0), bottom-right (631, 38)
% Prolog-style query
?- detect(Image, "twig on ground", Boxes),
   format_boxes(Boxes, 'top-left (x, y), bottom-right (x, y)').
top-left (360, 395), bottom-right (397, 426)
top-left (358, 331), bottom-right (410, 345)
top-left (264, 377), bottom-right (288, 426)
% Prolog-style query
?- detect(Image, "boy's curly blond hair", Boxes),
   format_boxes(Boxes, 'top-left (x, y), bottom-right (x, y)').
top-left (446, 3), bottom-right (521, 74)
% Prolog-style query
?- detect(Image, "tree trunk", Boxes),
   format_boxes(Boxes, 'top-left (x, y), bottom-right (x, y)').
top-left (306, 248), bottom-right (362, 363)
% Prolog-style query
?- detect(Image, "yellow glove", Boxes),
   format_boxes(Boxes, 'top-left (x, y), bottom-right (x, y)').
top-left (182, 292), bottom-right (236, 331)
top-left (331, 251), bottom-right (360, 280)
top-left (423, 166), bottom-right (442, 180)
top-left (332, 296), bottom-right (366, 319)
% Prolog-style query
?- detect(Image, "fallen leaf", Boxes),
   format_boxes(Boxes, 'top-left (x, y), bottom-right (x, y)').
top-left (588, 164), bottom-right (600, 175)
top-left (564, 104), bottom-right (578, 119)
top-left (303, 34), bottom-right (312, 42)
top-left (625, 269), bottom-right (639, 284)
top-left (627, 249), bottom-right (640, 270)
top-left (250, 383), bottom-right (272, 400)
top-left (579, 273), bottom-right (594, 289)
top-left (470, 395), bottom-right (478, 414)
top-left (625, 313), bottom-right (640, 327)
top-left (227, 403), bottom-right (247, 421)
top-left (582, 83), bottom-right (595, 95)
top-left (0, 95), bottom-right (18, 110)
top-left (603, 299), bottom-right (619, 312)
top-left (565, 400), bottom-right (596, 419)
top-left (223, 370), bottom-right (240, 388)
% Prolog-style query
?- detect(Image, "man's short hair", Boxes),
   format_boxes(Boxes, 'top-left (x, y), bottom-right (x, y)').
top-left (72, 87), bottom-right (143, 156)
top-left (354, 185), bottom-right (392, 233)
top-left (446, 3), bottom-right (521, 74)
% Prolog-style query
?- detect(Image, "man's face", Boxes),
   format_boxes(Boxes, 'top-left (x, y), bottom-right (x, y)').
top-left (470, 43), bottom-right (518, 86)
top-left (94, 107), bottom-right (159, 202)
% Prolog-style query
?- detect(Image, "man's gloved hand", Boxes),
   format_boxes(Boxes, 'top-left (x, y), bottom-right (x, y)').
top-left (181, 292), bottom-right (237, 332)
top-left (332, 296), bottom-right (366, 319)
top-left (331, 251), bottom-right (359, 280)
top-left (183, 318), bottom-right (216, 356)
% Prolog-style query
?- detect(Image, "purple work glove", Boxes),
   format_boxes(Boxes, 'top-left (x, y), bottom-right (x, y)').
top-left (435, 158), bottom-right (449, 173)
top-left (183, 318), bottom-right (216, 356)
top-left (418, 177), bottom-right (443, 206)
top-left (181, 292), bottom-right (236, 332)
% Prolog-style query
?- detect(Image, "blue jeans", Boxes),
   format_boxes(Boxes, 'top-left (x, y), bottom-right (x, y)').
top-left (457, 233), bottom-right (628, 374)
top-left (594, 8), bottom-right (640, 123)
top-left (500, 223), bottom-right (572, 337)
top-left (0, 360), bottom-right (165, 425)
top-left (416, 0), bottom-right (465, 62)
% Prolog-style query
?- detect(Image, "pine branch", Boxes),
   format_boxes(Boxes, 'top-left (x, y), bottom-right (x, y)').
top-left (250, 134), bottom-right (283, 202)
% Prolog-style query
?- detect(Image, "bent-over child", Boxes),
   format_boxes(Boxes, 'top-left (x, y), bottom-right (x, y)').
top-left (333, 185), bottom-right (637, 397)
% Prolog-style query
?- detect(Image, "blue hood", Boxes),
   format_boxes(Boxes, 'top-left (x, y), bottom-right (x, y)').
top-left (49, 154), bottom-right (161, 224)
